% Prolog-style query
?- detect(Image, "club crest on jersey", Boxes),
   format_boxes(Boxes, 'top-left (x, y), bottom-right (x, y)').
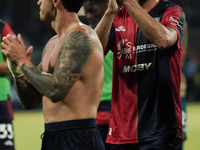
top-left (117, 39), bottom-right (132, 59)
top-left (115, 26), bottom-right (126, 32)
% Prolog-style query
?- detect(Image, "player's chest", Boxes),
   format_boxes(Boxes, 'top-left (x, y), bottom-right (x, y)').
top-left (41, 44), bottom-right (61, 73)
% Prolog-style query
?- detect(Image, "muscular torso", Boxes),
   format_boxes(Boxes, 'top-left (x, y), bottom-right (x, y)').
top-left (40, 24), bottom-right (104, 123)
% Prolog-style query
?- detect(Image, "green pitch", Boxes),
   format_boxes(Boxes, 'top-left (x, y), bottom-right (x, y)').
top-left (13, 102), bottom-right (200, 150)
top-left (184, 102), bottom-right (200, 150)
top-left (13, 110), bottom-right (44, 150)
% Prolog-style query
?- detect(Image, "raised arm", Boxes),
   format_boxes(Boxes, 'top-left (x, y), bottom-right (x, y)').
top-left (95, 0), bottom-right (119, 51)
top-left (121, 0), bottom-right (181, 50)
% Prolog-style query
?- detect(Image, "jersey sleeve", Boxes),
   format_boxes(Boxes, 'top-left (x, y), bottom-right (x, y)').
top-left (1, 23), bottom-right (15, 42)
top-left (106, 24), bottom-right (115, 54)
top-left (161, 6), bottom-right (185, 48)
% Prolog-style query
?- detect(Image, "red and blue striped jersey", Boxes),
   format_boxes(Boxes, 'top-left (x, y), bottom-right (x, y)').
top-left (106, 0), bottom-right (185, 144)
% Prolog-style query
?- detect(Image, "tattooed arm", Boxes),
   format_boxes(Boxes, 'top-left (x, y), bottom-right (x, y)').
top-left (14, 64), bottom-right (43, 109)
top-left (20, 29), bottom-right (93, 104)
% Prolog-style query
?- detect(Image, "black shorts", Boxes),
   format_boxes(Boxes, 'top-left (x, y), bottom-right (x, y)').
top-left (0, 100), bottom-right (15, 150)
top-left (109, 138), bottom-right (182, 150)
top-left (41, 118), bottom-right (105, 150)
top-left (0, 120), bottom-right (15, 150)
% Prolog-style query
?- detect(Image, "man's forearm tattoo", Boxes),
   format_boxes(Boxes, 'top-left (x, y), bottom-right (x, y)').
top-left (21, 64), bottom-right (56, 98)
top-left (15, 75), bottom-right (42, 109)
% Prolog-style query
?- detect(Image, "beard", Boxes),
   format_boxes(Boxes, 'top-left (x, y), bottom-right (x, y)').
top-left (40, 6), bottom-right (56, 23)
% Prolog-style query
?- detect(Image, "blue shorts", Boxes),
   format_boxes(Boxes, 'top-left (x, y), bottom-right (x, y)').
top-left (109, 138), bottom-right (182, 150)
top-left (41, 118), bottom-right (105, 150)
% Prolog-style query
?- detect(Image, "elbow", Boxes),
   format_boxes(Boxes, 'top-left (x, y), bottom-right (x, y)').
top-left (155, 38), bottom-right (174, 50)
top-left (22, 104), bottom-right (38, 110)
top-left (155, 34), bottom-right (176, 50)
top-left (156, 42), bottom-right (169, 50)
top-left (23, 106), bottom-right (34, 110)
top-left (49, 88), bottom-right (67, 103)
top-left (19, 98), bottom-right (41, 110)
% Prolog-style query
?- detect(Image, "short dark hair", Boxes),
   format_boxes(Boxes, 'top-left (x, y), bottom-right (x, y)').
top-left (61, 0), bottom-right (84, 13)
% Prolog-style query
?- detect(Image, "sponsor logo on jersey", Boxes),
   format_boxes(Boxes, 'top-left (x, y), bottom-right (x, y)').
top-left (135, 44), bottom-right (157, 50)
top-left (117, 39), bottom-right (157, 59)
top-left (123, 63), bottom-right (152, 73)
top-left (166, 16), bottom-right (179, 26)
top-left (115, 26), bottom-right (126, 32)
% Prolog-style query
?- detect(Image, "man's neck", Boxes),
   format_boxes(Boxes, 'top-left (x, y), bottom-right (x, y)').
top-left (52, 11), bottom-right (80, 38)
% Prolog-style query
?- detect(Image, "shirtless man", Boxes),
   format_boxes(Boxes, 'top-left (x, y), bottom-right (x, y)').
top-left (1, 0), bottom-right (104, 149)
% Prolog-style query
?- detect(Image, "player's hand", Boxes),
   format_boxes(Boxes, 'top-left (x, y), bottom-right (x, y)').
top-left (107, 0), bottom-right (120, 14)
top-left (1, 34), bottom-right (33, 68)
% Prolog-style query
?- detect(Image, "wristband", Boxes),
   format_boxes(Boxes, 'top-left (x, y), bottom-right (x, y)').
top-left (7, 59), bottom-right (24, 78)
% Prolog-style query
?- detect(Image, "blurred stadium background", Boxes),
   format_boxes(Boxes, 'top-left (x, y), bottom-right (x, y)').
top-left (0, 0), bottom-right (200, 150)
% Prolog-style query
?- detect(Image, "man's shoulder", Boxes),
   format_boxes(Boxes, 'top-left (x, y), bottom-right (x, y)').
top-left (68, 23), bottom-right (96, 37)
top-left (63, 23), bottom-right (100, 47)
top-left (45, 35), bottom-right (58, 47)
